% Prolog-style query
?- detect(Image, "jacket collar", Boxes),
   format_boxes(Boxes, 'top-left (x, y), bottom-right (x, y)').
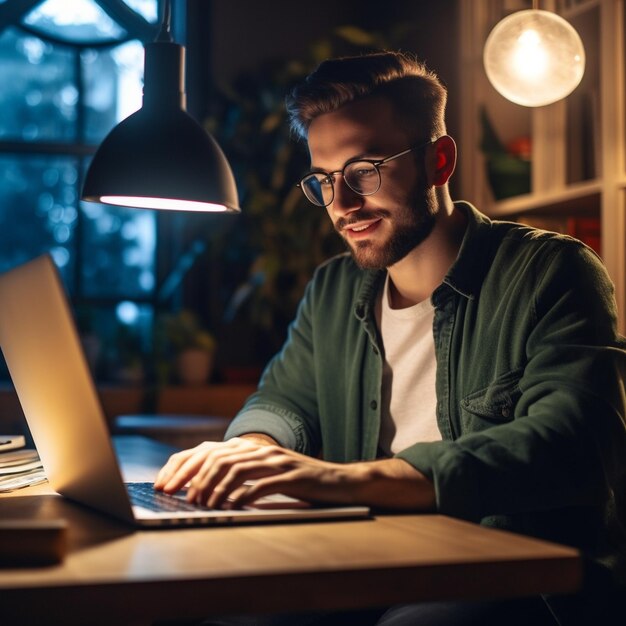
top-left (438, 201), bottom-right (493, 302)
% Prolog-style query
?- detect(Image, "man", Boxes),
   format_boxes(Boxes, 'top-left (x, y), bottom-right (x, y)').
top-left (155, 52), bottom-right (625, 625)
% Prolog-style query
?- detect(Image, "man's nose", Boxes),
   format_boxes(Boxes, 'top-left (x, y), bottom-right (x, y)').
top-left (330, 177), bottom-right (362, 215)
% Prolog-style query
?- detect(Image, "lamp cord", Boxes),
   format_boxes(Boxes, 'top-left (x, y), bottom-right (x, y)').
top-left (156, 0), bottom-right (172, 42)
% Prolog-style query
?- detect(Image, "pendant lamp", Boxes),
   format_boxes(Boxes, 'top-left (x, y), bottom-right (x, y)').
top-left (82, 1), bottom-right (240, 212)
top-left (483, 4), bottom-right (585, 107)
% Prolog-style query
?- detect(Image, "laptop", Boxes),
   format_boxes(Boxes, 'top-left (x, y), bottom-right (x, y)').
top-left (0, 254), bottom-right (370, 527)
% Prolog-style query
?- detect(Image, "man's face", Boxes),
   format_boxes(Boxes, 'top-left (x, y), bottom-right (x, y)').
top-left (306, 96), bottom-right (437, 270)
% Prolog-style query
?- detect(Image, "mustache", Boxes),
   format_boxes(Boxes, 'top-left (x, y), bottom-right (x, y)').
top-left (335, 210), bottom-right (390, 232)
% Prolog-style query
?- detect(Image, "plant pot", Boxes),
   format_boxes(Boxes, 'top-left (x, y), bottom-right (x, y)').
top-left (486, 155), bottom-right (531, 200)
top-left (176, 348), bottom-right (214, 386)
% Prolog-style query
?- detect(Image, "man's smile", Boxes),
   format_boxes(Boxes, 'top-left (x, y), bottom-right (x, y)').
top-left (340, 217), bottom-right (383, 239)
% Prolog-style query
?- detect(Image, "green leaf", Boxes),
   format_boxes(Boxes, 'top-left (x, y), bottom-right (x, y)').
top-left (335, 25), bottom-right (377, 46)
top-left (479, 106), bottom-right (506, 156)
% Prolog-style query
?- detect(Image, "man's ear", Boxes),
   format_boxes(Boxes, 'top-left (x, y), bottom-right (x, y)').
top-left (427, 135), bottom-right (457, 186)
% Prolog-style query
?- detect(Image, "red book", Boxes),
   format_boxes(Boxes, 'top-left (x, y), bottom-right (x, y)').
top-left (566, 217), bottom-right (601, 256)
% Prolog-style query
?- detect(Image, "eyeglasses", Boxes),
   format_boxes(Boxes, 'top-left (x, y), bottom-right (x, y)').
top-left (297, 140), bottom-right (432, 208)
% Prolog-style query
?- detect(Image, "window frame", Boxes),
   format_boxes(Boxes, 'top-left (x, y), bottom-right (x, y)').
top-left (0, 0), bottom-right (182, 382)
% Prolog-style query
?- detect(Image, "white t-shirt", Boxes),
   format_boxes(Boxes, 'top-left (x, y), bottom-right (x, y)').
top-left (376, 274), bottom-right (440, 456)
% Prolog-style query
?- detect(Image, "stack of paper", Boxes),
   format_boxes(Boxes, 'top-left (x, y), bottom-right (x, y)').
top-left (0, 438), bottom-right (47, 492)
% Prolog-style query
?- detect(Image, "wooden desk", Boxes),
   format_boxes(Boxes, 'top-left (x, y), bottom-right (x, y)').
top-left (0, 437), bottom-right (582, 626)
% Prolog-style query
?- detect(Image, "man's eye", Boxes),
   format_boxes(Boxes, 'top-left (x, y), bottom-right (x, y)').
top-left (352, 165), bottom-right (377, 178)
top-left (320, 176), bottom-right (333, 186)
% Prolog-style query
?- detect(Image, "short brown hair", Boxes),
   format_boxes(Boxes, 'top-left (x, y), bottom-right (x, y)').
top-left (286, 51), bottom-right (447, 142)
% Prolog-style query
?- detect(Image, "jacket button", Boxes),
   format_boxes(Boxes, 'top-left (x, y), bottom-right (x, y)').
top-left (370, 400), bottom-right (378, 410)
top-left (501, 406), bottom-right (511, 417)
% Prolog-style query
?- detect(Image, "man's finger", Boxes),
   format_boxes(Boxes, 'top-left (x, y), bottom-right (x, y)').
top-left (157, 441), bottom-right (222, 492)
top-left (189, 446), bottom-right (278, 505)
top-left (154, 448), bottom-right (197, 489)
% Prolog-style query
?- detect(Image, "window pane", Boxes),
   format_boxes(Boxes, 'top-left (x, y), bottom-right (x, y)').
top-left (0, 154), bottom-right (77, 283)
top-left (0, 28), bottom-right (77, 142)
top-left (79, 201), bottom-right (156, 299)
top-left (123, 0), bottom-right (160, 23)
top-left (23, 0), bottom-right (126, 44)
top-left (0, 0), bottom-right (169, 384)
top-left (78, 303), bottom-right (153, 382)
top-left (82, 40), bottom-right (144, 143)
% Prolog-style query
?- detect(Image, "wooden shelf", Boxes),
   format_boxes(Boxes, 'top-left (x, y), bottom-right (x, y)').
top-left (460, 0), bottom-right (625, 332)
top-left (156, 383), bottom-right (257, 417)
top-left (487, 180), bottom-right (602, 218)
top-left (0, 383), bottom-right (257, 434)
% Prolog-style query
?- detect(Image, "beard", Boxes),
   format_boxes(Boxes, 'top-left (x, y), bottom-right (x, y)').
top-left (336, 182), bottom-right (437, 270)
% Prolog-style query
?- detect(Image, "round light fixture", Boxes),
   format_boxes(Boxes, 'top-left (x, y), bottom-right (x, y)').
top-left (483, 9), bottom-right (585, 107)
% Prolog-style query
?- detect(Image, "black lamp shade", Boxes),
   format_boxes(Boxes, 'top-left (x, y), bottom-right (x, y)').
top-left (81, 41), bottom-right (240, 212)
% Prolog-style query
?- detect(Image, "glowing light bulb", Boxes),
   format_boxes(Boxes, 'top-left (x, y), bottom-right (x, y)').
top-left (484, 9), bottom-right (585, 107)
top-left (513, 29), bottom-right (548, 81)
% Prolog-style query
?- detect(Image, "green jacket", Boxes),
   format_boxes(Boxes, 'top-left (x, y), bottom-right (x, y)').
top-left (226, 202), bottom-right (626, 577)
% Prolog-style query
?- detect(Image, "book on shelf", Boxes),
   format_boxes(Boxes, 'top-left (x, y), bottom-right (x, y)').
top-left (515, 215), bottom-right (601, 256)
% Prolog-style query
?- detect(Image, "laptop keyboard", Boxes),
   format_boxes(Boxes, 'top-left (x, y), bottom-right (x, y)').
top-left (127, 482), bottom-right (209, 513)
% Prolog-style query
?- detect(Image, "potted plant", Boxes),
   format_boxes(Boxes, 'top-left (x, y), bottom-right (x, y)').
top-left (158, 310), bottom-right (217, 386)
top-left (109, 322), bottom-right (146, 385)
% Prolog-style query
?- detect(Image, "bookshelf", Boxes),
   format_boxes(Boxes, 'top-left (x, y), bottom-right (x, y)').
top-left (459, 0), bottom-right (626, 332)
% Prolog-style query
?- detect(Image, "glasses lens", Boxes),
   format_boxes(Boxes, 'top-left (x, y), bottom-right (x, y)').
top-left (301, 174), bottom-right (332, 207)
top-left (344, 161), bottom-right (380, 195)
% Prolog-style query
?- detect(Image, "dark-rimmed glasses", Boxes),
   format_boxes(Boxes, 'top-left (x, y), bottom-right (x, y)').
top-left (297, 140), bottom-right (432, 208)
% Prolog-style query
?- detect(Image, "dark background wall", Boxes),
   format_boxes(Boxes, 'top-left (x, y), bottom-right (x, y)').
top-left (180, 0), bottom-right (463, 375)
top-left (187, 0), bottom-right (461, 153)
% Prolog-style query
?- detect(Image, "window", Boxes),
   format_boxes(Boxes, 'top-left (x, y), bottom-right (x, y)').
top-left (0, 0), bottom-right (167, 382)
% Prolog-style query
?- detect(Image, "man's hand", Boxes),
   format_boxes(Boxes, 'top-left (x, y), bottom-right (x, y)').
top-left (154, 436), bottom-right (436, 512)
top-left (153, 434), bottom-right (277, 496)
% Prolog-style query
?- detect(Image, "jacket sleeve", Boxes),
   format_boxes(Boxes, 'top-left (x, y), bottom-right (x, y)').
top-left (397, 242), bottom-right (626, 524)
top-left (224, 278), bottom-right (322, 456)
